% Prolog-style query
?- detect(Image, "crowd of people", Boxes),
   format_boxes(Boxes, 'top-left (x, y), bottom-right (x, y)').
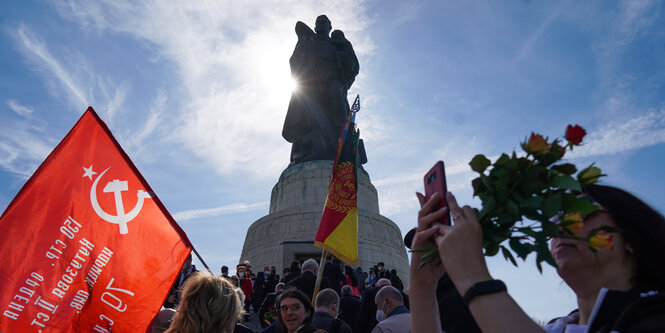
top-left (152, 184), bottom-right (665, 333)
top-left (155, 255), bottom-right (407, 333)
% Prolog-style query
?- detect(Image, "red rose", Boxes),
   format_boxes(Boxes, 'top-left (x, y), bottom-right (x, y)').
top-left (565, 124), bottom-right (586, 145)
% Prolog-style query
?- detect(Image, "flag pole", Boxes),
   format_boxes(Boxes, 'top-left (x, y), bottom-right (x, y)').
top-left (191, 247), bottom-right (212, 274)
top-left (312, 248), bottom-right (328, 306)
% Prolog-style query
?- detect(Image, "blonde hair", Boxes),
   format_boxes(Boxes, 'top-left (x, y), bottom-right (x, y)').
top-left (165, 272), bottom-right (244, 333)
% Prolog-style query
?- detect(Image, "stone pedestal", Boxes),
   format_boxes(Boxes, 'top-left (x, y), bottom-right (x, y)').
top-left (240, 160), bottom-right (409, 288)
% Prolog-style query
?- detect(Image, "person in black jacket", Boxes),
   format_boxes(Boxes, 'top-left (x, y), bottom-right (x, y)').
top-left (266, 266), bottom-right (281, 294)
top-left (163, 254), bottom-right (198, 309)
top-left (338, 285), bottom-right (361, 330)
top-left (313, 288), bottom-right (352, 333)
top-left (288, 258), bottom-right (330, 302)
top-left (282, 261), bottom-right (301, 284)
top-left (355, 278), bottom-right (390, 333)
top-left (260, 282), bottom-right (286, 328)
top-left (389, 269), bottom-right (404, 292)
top-left (323, 257), bottom-right (347, 295)
top-left (253, 272), bottom-right (267, 314)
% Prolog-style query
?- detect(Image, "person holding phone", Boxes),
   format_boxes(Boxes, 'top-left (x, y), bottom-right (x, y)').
top-left (410, 184), bottom-right (665, 333)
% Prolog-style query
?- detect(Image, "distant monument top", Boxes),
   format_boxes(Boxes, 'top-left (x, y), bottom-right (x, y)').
top-left (282, 15), bottom-right (367, 166)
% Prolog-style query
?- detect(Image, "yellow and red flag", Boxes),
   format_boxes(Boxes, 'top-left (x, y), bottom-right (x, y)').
top-left (0, 107), bottom-right (192, 332)
top-left (315, 96), bottom-right (360, 266)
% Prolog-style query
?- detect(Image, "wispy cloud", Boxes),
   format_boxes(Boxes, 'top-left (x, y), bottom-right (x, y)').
top-left (515, 1), bottom-right (567, 62)
top-left (13, 23), bottom-right (129, 124)
top-left (591, 0), bottom-right (662, 117)
top-left (173, 201), bottom-right (269, 222)
top-left (121, 91), bottom-right (167, 162)
top-left (1, 100), bottom-right (52, 178)
top-left (15, 24), bottom-right (88, 108)
top-left (571, 108), bottom-right (665, 158)
top-left (371, 135), bottom-right (486, 216)
top-left (4, 24), bottom-right (131, 180)
top-left (0, 125), bottom-right (53, 178)
top-left (96, 77), bottom-right (129, 125)
top-left (6, 99), bottom-right (34, 117)
top-left (50, 0), bottom-right (373, 178)
top-left (390, 3), bottom-right (425, 27)
top-left (374, 106), bottom-right (665, 217)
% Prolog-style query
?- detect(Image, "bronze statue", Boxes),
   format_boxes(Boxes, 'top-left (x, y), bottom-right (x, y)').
top-left (282, 15), bottom-right (365, 165)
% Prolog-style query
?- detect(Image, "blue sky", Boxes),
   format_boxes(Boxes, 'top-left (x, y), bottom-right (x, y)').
top-left (1, 0), bottom-right (664, 322)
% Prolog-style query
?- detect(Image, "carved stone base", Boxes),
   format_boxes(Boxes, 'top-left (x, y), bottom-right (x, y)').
top-left (240, 160), bottom-right (409, 287)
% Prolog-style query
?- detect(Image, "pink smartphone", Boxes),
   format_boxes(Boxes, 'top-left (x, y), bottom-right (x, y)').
top-left (424, 161), bottom-right (450, 225)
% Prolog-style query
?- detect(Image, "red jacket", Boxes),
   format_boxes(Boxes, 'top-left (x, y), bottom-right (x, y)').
top-left (239, 277), bottom-right (253, 300)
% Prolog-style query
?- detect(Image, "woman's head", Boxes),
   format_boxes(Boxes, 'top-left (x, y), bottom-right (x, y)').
top-left (584, 184), bottom-right (665, 290)
top-left (276, 288), bottom-right (314, 333)
top-left (344, 265), bottom-right (358, 286)
top-left (552, 184), bottom-right (665, 291)
top-left (289, 260), bottom-right (301, 272)
top-left (165, 272), bottom-right (244, 333)
top-left (236, 265), bottom-right (247, 279)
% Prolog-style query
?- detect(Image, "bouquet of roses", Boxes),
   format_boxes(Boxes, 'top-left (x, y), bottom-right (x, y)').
top-left (416, 124), bottom-right (612, 271)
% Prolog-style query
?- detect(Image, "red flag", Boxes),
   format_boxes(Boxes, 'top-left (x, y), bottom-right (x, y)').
top-left (0, 107), bottom-right (192, 332)
top-left (314, 96), bottom-right (360, 266)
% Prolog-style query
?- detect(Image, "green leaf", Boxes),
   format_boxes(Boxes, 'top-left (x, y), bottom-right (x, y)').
top-left (505, 199), bottom-right (520, 216)
top-left (501, 246), bottom-right (517, 266)
top-left (484, 241), bottom-right (500, 256)
top-left (535, 236), bottom-right (558, 270)
top-left (541, 250), bottom-right (558, 269)
top-left (551, 174), bottom-right (582, 192)
top-left (497, 215), bottom-right (515, 226)
top-left (520, 196), bottom-right (543, 210)
top-left (551, 163), bottom-right (577, 175)
top-left (509, 238), bottom-right (530, 260)
top-left (541, 192), bottom-right (562, 219)
top-left (495, 153), bottom-right (510, 166)
top-left (469, 154), bottom-right (492, 173)
top-left (541, 220), bottom-right (559, 236)
top-left (472, 177), bottom-right (487, 197)
top-left (519, 180), bottom-right (547, 195)
top-left (519, 227), bottom-right (538, 237)
top-left (484, 196), bottom-right (497, 214)
top-left (522, 208), bottom-right (544, 222)
top-left (511, 191), bottom-right (525, 204)
top-left (564, 197), bottom-right (599, 216)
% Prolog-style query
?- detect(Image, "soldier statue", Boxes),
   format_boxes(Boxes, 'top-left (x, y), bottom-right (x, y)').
top-left (282, 15), bottom-right (366, 165)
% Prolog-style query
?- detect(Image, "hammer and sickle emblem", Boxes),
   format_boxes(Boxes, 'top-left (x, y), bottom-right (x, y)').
top-left (90, 168), bottom-right (152, 234)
